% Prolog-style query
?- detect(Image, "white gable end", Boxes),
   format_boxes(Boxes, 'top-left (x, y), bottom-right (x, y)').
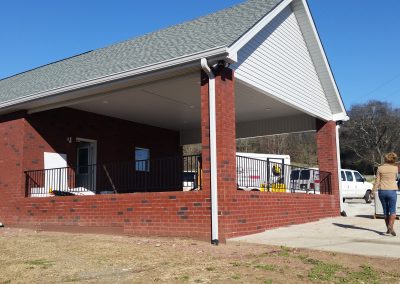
top-left (232, 5), bottom-right (332, 120)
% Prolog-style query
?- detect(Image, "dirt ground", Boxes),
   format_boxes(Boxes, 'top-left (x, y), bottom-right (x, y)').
top-left (1, 227), bottom-right (400, 284)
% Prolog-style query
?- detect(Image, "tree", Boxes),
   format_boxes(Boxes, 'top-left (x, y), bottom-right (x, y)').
top-left (340, 100), bottom-right (400, 173)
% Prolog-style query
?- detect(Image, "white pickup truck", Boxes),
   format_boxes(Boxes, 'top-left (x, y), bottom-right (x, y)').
top-left (341, 169), bottom-right (374, 203)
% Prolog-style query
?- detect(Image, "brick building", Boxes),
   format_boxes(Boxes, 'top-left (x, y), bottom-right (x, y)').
top-left (0, 0), bottom-right (348, 243)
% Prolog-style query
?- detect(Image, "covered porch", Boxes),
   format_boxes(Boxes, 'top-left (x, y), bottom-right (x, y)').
top-left (21, 64), bottom-right (334, 198)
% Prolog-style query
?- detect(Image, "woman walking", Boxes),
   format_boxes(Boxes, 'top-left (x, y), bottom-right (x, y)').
top-left (373, 152), bottom-right (399, 236)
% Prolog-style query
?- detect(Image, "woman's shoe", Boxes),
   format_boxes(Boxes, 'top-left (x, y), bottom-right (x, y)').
top-left (388, 215), bottom-right (397, 236)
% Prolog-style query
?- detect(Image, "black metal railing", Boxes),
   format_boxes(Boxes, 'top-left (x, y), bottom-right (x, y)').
top-left (25, 155), bottom-right (202, 197)
top-left (236, 155), bottom-right (332, 194)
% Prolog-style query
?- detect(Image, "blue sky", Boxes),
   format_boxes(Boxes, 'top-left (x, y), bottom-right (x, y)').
top-left (0, 0), bottom-right (399, 109)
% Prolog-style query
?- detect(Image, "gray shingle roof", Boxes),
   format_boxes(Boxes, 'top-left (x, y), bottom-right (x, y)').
top-left (0, 0), bottom-right (281, 105)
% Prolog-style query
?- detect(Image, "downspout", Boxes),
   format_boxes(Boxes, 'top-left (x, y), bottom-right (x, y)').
top-left (201, 58), bottom-right (219, 245)
top-left (335, 121), bottom-right (346, 216)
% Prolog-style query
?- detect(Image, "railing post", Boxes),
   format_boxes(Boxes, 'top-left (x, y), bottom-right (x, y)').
top-left (24, 172), bottom-right (29, 197)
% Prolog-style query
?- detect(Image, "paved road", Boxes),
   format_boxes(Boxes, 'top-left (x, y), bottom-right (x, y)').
top-left (228, 199), bottom-right (400, 258)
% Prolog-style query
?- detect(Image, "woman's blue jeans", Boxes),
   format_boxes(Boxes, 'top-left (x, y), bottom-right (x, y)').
top-left (378, 189), bottom-right (397, 216)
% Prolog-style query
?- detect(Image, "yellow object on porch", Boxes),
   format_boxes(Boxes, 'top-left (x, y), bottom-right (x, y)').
top-left (271, 183), bottom-right (286, 193)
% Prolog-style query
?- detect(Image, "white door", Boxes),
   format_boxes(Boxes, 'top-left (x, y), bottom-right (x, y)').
top-left (76, 141), bottom-right (96, 191)
top-left (44, 152), bottom-right (68, 194)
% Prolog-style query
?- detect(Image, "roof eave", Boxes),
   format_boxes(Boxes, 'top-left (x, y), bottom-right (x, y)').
top-left (0, 45), bottom-right (235, 113)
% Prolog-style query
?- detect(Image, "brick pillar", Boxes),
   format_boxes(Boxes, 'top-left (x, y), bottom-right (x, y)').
top-left (214, 67), bottom-right (236, 193)
top-left (200, 70), bottom-right (211, 192)
top-left (0, 112), bottom-right (26, 225)
top-left (200, 67), bottom-right (237, 193)
top-left (0, 112), bottom-right (26, 197)
top-left (201, 66), bottom-right (236, 242)
top-left (316, 120), bottom-right (340, 209)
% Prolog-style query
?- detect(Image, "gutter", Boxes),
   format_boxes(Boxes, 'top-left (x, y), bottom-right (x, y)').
top-left (200, 58), bottom-right (219, 245)
top-left (335, 121), bottom-right (346, 216)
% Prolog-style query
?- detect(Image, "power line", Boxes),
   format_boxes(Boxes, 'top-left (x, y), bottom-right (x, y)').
top-left (363, 72), bottom-right (400, 98)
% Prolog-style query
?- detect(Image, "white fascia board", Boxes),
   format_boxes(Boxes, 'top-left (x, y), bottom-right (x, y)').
top-left (0, 46), bottom-right (229, 110)
top-left (332, 113), bottom-right (350, 122)
top-left (299, 0), bottom-right (347, 116)
top-left (228, 0), bottom-right (293, 54)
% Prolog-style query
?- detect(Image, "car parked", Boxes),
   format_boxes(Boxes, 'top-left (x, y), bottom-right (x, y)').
top-left (289, 168), bottom-right (320, 193)
top-left (341, 169), bottom-right (373, 203)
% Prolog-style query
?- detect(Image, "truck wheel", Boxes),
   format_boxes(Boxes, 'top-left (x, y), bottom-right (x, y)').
top-left (343, 198), bottom-right (345, 203)
top-left (364, 190), bottom-right (372, 204)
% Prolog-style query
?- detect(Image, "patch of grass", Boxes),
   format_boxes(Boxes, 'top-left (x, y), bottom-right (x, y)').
top-left (181, 275), bottom-right (190, 281)
top-left (194, 279), bottom-right (203, 283)
top-left (347, 265), bottom-right (379, 283)
top-left (63, 276), bottom-right (81, 282)
top-left (254, 264), bottom-right (276, 271)
top-left (308, 261), bottom-right (342, 282)
top-left (231, 275), bottom-right (241, 280)
top-left (277, 246), bottom-right (291, 257)
top-left (205, 267), bottom-right (215, 271)
top-left (303, 258), bottom-right (321, 266)
top-left (264, 280), bottom-right (273, 284)
top-left (230, 262), bottom-right (241, 267)
top-left (25, 259), bottom-right (54, 269)
top-left (296, 254), bottom-right (309, 261)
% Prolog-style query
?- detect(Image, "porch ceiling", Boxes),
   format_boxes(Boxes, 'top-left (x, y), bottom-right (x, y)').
top-left (70, 71), bottom-right (304, 131)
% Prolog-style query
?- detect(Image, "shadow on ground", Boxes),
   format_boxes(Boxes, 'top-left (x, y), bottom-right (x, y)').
top-left (332, 223), bottom-right (384, 235)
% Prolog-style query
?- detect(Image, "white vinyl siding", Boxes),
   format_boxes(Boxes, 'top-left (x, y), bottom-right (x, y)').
top-left (291, 0), bottom-right (345, 115)
top-left (232, 5), bottom-right (332, 120)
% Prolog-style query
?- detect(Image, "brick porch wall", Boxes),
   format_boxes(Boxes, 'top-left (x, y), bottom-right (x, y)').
top-left (220, 191), bottom-right (337, 239)
top-left (2, 191), bottom-right (212, 240)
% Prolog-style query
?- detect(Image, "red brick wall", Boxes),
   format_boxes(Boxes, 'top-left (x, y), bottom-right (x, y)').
top-left (316, 120), bottom-right (340, 209)
top-left (0, 113), bottom-right (26, 198)
top-left (220, 191), bottom-right (338, 239)
top-left (200, 67), bottom-right (237, 194)
top-left (214, 66), bottom-right (237, 194)
top-left (3, 191), bottom-right (212, 239)
top-left (200, 70), bottom-right (211, 193)
top-left (23, 107), bottom-right (181, 171)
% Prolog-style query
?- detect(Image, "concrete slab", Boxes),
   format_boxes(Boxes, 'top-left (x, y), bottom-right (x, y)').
top-left (228, 200), bottom-right (400, 258)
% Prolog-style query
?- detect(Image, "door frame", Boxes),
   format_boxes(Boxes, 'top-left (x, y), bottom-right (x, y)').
top-left (76, 137), bottom-right (97, 190)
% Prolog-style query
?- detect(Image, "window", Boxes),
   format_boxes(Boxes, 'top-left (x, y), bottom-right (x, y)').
top-left (341, 171), bottom-right (346, 181)
top-left (135, 147), bottom-right (150, 172)
top-left (300, 170), bottom-right (310, 180)
top-left (290, 170), bottom-right (300, 180)
top-left (354, 171), bottom-right (364, 182)
top-left (345, 171), bottom-right (354, 182)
